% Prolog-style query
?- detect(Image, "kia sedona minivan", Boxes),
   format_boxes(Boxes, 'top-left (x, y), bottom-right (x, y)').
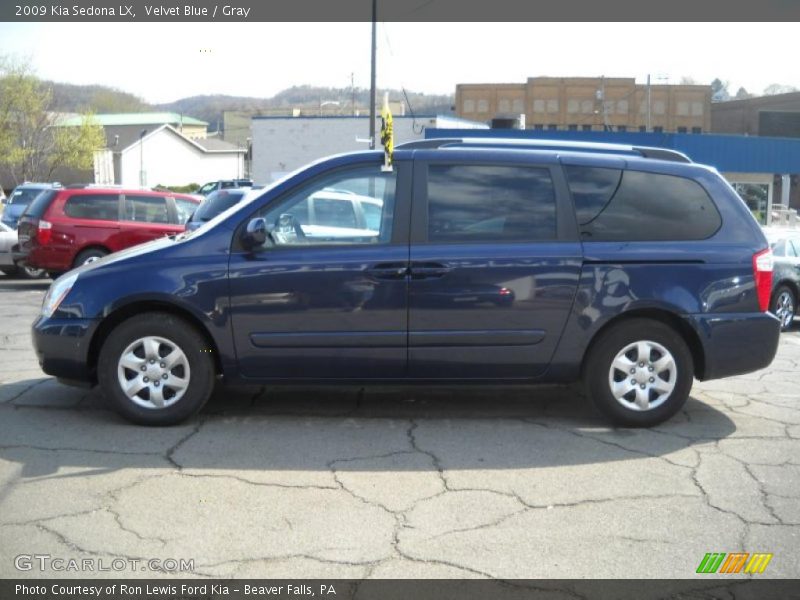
top-left (31, 139), bottom-right (781, 426)
top-left (18, 187), bottom-right (199, 277)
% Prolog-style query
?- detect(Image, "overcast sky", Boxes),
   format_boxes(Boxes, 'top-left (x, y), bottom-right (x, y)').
top-left (1, 22), bottom-right (797, 104)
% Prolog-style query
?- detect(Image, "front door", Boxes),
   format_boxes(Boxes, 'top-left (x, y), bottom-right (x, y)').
top-left (228, 161), bottom-right (411, 379)
top-left (407, 154), bottom-right (583, 379)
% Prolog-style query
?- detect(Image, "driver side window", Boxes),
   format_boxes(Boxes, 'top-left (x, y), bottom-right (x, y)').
top-left (255, 166), bottom-right (396, 248)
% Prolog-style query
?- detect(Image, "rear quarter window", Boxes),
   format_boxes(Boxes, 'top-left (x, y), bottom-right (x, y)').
top-left (63, 194), bottom-right (120, 221)
top-left (566, 167), bottom-right (722, 241)
top-left (23, 190), bottom-right (59, 218)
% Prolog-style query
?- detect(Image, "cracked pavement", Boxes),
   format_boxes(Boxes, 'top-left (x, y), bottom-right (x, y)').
top-left (1, 276), bottom-right (799, 580)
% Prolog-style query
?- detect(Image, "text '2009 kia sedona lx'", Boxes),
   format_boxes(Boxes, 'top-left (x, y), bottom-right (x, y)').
top-left (32, 139), bottom-right (781, 426)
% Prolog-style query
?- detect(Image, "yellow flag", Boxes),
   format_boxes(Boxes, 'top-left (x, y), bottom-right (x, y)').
top-left (380, 93), bottom-right (393, 170)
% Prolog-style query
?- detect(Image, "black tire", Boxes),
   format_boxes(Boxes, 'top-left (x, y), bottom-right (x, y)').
top-left (48, 271), bottom-right (65, 279)
top-left (74, 248), bottom-right (108, 268)
top-left (583, 318), bottom-right (694, 427)
top-left (1, 266), bottom-right (20, 276)
top-left (18, 264), bottom-right (46, 279)
top-left (97, 312), bottom-right (216, 425)
top-left (770, 284), bottom-right (796, 332)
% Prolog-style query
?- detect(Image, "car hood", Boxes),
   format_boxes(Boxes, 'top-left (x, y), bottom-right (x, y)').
top-left (68, 236), bottom-right (180, 278)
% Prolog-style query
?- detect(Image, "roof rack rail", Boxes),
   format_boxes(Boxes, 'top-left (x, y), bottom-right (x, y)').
top-left (396, 137), bottom-right (692, 163)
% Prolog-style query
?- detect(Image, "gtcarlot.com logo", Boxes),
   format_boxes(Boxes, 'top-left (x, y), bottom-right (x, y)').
top-left (696, 552), bottom-right (773, 574)
top-left (14, 554), bottom-right (194, 573)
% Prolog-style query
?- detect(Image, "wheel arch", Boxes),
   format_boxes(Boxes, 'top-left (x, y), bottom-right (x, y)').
top-left (73, 245), bottom-right (112, 267)
top-left (581, 308), bottom-right (707, 380)
top-left (88, 301), bottom-right (223, 383)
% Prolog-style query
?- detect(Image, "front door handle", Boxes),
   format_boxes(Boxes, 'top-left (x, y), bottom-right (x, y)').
top-left (366, 262), bottom-right (408, 280)
top-left (410, 262), bottom-right (452, 279)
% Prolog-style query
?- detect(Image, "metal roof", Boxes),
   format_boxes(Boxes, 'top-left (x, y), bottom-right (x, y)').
top-left (426, 128), bottom-right (800, 173)
top-left (58, 112), bottom-right (208, 127)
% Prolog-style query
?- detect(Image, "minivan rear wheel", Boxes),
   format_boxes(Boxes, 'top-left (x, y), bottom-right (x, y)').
top-left (74, 248), bottom-right (108, 267)
top-left (583, 319), bottom-right (694, 427)
top-left (97, 312), bottom-right (215, 425)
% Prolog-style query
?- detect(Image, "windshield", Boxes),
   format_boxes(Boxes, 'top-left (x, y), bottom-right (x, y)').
top-left (192, 190), bottom-right (247, 222)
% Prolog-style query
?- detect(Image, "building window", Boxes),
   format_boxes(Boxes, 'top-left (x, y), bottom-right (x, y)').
top-left (616, 100), bottom-right (629, 114)
top-left (546, 99), bottom-right (559, 113)
top-left (653, 101), bottom-right (666, 115)
top-left (691, 102), bottom-right (704, 116)
top-left (512, 99), bottom-right (524, 113)
top-left (498, 99), bottom-right (511, 113)
top-left (582, 124), bottom-right (592, 131)
top-left (603, 101), bottom-right (615, 115)
top-left (677, 101), bottom-right (690, 116)
top-left (617, 125), bottom-right (627, 132)
top-left (568, 124), bottom-right (578, 131)
top-left (677, 126), bottom-right (688, 133)
top-left (548, 124), bottom-right (558, 130)
top-left (692, 127), bottom-right (702, 134)
top-left (534, 124), bottom-right (544, 130)
top-left (653, 126), bottom-right (664, 133)
top-left (581, 100), bottom-right (594, 114)
top-left (567, 99), bottom-right (580, 114)
top-left (462, 99), bottom-right (475, 113)
top-left (477, 99), bottom-right (489, 113)
top-left (533, 99), bottom-right (546, 113)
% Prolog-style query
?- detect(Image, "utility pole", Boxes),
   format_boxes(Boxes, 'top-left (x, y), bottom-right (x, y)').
top-left (351, 72), bottom-right (356, 116)
top-left (646, 74), bottom-right (652, 132)
top-left (369, 0), bottom-right (377, 149)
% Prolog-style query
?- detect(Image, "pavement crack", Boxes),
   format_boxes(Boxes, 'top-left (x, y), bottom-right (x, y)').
top-left (165, 418), bottom-right (207, 470)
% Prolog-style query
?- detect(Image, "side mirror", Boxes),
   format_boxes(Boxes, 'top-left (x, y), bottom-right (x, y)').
top-left (241, 217), bottom-right (268, 250)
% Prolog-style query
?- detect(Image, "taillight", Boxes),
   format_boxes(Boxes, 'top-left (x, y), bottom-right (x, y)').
top-left (752, 248), bottom-right (773, 312)
top-left (37, 220), bottom-right (52, 245)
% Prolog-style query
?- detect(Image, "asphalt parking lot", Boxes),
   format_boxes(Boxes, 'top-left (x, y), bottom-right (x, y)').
top-left (0, 275), bottom-right (799, 580)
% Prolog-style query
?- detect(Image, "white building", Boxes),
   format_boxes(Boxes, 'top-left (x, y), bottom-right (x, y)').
top-left (251, 115), bottom-right (487, 183)
top-left (96, 124), bottom-right (246, 188)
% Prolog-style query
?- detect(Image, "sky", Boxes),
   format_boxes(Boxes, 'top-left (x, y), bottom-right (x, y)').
top-left (0, 22), bottom-right (798, 104)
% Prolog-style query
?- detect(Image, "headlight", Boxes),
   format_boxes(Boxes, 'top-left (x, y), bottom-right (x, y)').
top-left (42, 273), bottom-right (78, 318)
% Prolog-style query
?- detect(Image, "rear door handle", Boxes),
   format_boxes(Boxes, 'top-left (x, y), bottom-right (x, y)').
top-left (410, 262), bottom-right (452, 279)
top-left (366, 262), bottom-right (408, 280)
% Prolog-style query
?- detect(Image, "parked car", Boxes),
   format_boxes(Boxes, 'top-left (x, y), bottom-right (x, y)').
top-left (764, 227), bottom-right (800, 331)
top-left (186, 187), bottom-right (260, 231)
top-left (0, 222), bottom-right (46, 278)
top-left (17, 186), bottom-right (200, 278)
top-left (196, 179), bottom-right (254, 197)
top-left (32, 139), bottom-right (780, 427)
top-left (1, 182), bottom-right (58, 229)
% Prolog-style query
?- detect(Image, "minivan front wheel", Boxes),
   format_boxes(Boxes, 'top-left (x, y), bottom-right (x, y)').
top-left (584, 319), bottom-right (694, 427)
top-left (97, 312), bottom-right (215, 425)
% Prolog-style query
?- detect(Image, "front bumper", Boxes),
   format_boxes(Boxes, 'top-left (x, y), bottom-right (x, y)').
top-left (687, 312), bottom-right (781, 380)
top-left (32, 315), bottom-right (99, 384)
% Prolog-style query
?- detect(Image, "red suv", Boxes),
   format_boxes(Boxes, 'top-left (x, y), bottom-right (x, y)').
top-left (17, 187), bottom-right (199, 277)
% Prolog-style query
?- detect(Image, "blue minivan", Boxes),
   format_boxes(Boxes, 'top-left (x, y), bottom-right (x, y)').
top-left (31, 139), bottom-right (781, 426)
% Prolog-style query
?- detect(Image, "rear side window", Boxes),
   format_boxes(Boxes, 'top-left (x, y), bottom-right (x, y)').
top-left (566, 167), bottom-right (722, 241)
top-left (64, 194), bottom-right (120, 221)
top-left (23, 190), bottom-right (59, 218)
top-left (123, 195), bottom-right (168, 223)
top-left (426, 164), bottom-right (556, 242)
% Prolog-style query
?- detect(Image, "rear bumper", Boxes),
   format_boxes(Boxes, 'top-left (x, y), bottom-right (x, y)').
top-left (687, 312), bottom-right (781, 380)
top-left (32, 315), bottom-right (99, 383)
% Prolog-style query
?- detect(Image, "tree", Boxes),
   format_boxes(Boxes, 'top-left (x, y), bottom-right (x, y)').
top-left (710, 78), bottom-right (730, 102)
top-left (763, 83), bottom-right (798, 96)
top-left (734, 87), bottom-right (753, 100)
top-left (0, 58), bottom-right (105, 183)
